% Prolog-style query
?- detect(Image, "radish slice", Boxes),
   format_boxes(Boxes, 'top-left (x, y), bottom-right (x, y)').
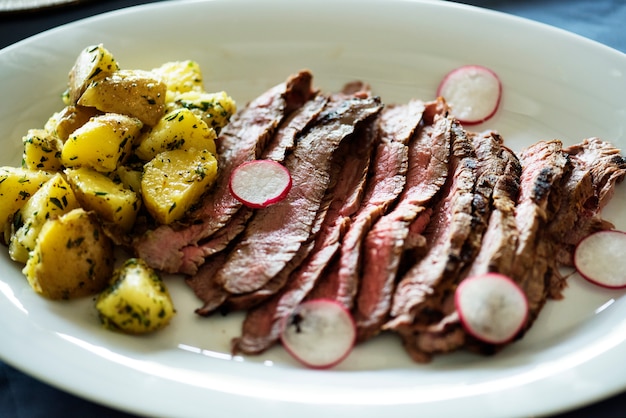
top-left (280, 299), bottom-right (356, 369)
top-left (574, 230), bottom-right (626, 289)
top-left (436, 64), bottom-right (502, 125)
top-left (229, 159), bottom-right (292, 208)
top-left (455, 273), bottom-right (528, 344)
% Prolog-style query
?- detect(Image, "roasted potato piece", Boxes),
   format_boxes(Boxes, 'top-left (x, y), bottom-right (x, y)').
top-left (61, 113), bottom-right (142, 173)
top-left (0, 167), bottom-right (52, 243)
top-left (141, 148), bottom-right (218, 224)
top-left (9, 173), bottom-right (80, 263)
top-left (168, 90), bottom-right (236, 133)
top-left (95, 258), bottom-right (175, 334)
top-left (152, 60), bottom-right (204, 101)
top-left (22, 129), bottom-right (63, 172)
top-left (68, 44), bottom-right (119, 105)
top-left (135, 108), bottom-right (217, 161)
top-left (65, 167), bottom-right (141, 232)
top-left (51, 105), bottom-right (102, 141)
top-left (114, 165), bottom-right (142, 195)
top-left (78, 69), bottom-right (166, 126)
top-left (23, 208), bottom-right (114, 300)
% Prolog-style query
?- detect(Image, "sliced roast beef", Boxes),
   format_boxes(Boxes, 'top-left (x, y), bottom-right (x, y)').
top-left (509, 140), bottom-right (569, 327)
top-left (384, 119), bottom-right (483, 337)
top-left (331, 100), bottom-right (428, 312)
top-left (231, 114), bottom-right (379, 354)
top-left (402, 131), bottom-right (522, 360)
top-left (214, 95), bottom-right (383, 295)
top-left (353, 107), bottom-right (452, 342)
top-left (132, 70), bottom-right (316, 273)
top-left (550, 138), bottom-right (626, 267)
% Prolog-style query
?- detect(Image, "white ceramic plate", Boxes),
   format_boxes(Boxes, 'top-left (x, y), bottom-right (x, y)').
top-left (1, 0), bottom-right (626, 417)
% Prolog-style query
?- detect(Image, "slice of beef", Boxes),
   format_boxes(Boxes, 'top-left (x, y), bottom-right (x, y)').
top-left (176, 95), bottom-right (329, 275)
top-left (186, 251), bottom-right (229, 316)
top-left (307, 100), bottom-right (448, 304)
top-left (383, 119), bottom-right (483, 337)
top-left (508, 140), bottom-right (569, 327)
top-left (331, 100), bottom-right (428, 311)
top-left (215, 95), bottom-right (383, 295)
top-left (353, 107), bottom-right (452, 342)
top-left (550, 138), bottom-right (626, 267)
top-left (132, 70), bottom-right (316, 273)
top-left (231, 114), bottom-right (379, 354)
top-left (402, 132), bottom-right (522, 360)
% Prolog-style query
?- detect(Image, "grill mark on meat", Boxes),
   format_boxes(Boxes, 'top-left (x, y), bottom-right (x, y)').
top-left (176, 95), bottom-right (329, 275)
top-left (132, 70), bottom-right (315, 273)
top-left (510, 140), bottom-right (568, 328)
top-left (231, 116), bottom-right (379, 354)
top-left (402, 131), bottom-right (522, 360)
top-left (383, 120), bottom-right (481, 333)
top-left (352, 108), bottom-right (452, 341)
top-left (216, 96), bottom-right (383, 295)
top-left (331, 100), bottom-right (428, 314)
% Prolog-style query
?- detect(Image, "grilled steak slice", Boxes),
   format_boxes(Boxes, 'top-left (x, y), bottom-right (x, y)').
top-left (509, 140), bottom-right (569, 328)
top-left (133, 70), bottom-right (315, 273)
top-left (353, 107), bottom-right (452, 341)
top-left (332, 100), bottom-right (428, 311)
top-left (215, 95), bottom-right (383, 295)
top-left (403, 132), bottom-right (522, 360)
top-left (384, 119), bottom-right (483, 336)
top-left (551, 138), bottom-right (626, 267)
top-left (177, 95), bottom-right (329, 275)
top-left (231, 115), bottom-right (379, 354)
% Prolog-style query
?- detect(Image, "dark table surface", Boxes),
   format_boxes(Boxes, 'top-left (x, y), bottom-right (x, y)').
top-left (1, 0), bottom-right (625, 417)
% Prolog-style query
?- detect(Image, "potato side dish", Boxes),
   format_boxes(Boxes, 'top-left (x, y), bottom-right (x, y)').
top-left (0, 44), bottom-right (235, 334)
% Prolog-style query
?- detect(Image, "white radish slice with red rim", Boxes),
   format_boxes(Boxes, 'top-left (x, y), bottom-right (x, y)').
top-left (280, 298), bottom-right (356, 369)
top-left (436, 64), bottom-right (502, 125)
top-left (455, 273), bottom-right (528, 344)
top-left (229, 159), bottom-right (292, 208)
top-left (574, 230), bottom-right (626, 289)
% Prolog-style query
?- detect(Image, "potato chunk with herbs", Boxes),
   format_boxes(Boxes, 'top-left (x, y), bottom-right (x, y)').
top-left (0, 167), bottom-right (52, 243)
top-left (152, 60), bottom-right (204, 101)
top-left (167, 90), bottom-right (236, 133)
top-left (23, 208), bottom-right (114, 300)
top-left (22, 129), bottom-right (63, 172)
top-left (61, 113), bottom-right (142, 173)
top-left (65, 167), bottom-right (141, 232)
top-left (142, 148), bottom-right (218, 224)
top-left (51, 105), bottom-right (102, 141)
top-left (78, 69), bottom-right (166, 126)
top-left (96, 258), bottom-right (175, 334)
top-left (68, 44), bottom-right (119, 105)
top-left (9, 173), bottom-right (80, 263)
top-left (135, 108), bottom-right (217, 161)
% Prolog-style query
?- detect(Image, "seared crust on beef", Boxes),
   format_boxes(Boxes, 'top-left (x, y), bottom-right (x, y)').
top-left (510, 140), bottom-right (568, 326)
top-left (384, 120), bottom-right (481, 335)
top-left (404, 131), bottom-right (522, 360)
top-left (550, 138), bottom-right (626, 267)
